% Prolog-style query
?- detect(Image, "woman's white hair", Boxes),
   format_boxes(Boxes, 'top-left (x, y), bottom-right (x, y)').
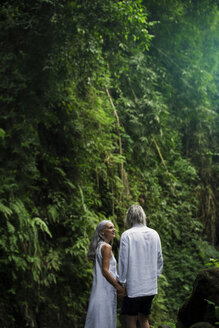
top-left (87, 220), bottom-right (112, 261)
top-left (126, 204), bottom-right (146, 227)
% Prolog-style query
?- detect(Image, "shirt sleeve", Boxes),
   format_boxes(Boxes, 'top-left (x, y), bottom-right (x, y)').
top-left (157, 235), bottom-right (163, 277)
top-left (117, 233), bottom-right (128, 286)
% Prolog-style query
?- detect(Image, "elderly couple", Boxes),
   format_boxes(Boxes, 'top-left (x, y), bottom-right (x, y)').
top-left (84, 204), bottom-right (163, 328)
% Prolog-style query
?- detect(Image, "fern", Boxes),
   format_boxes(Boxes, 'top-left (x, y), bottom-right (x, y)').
top-left (47, 205), bottom-right (59, 223)
top-left (0, 202), bottom-right (12, 218)
top-left (31, 217), bottom-right (52, 238)
top-left (7, 221), bottom-right (15, 234)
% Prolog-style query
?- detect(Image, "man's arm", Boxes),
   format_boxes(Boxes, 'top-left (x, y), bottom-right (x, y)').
top-left (117, 233), bottom-right (128, 287)
top-left (157, 235), bottom-right (163, 276)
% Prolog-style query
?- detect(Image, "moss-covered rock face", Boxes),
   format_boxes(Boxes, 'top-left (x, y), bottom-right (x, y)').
top-left (177, 268), bottom-right (219, 327)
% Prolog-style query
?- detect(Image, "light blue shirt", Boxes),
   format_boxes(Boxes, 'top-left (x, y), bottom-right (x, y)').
top-left (118, 224), bottom-right (163, 298)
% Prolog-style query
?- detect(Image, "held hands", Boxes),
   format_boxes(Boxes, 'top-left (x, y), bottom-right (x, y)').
top-left (117, 284), bottom-right (126, 299)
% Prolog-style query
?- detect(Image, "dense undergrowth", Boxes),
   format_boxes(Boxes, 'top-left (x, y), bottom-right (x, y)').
top-left (0, 0), bottom-right (218, 327)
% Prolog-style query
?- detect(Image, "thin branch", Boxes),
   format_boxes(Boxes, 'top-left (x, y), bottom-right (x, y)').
top-left (105, 87), bottom-right (130, 197)
top-left (152, 137), bottom-right (168, 171)
top-left (152, 137), bottom-right (175, 191)
top-left (105, 88), bottom-right (124, 179)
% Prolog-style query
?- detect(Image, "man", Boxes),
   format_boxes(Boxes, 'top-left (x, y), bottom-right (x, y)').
top-left (118, 204), bottom-right (163, 328)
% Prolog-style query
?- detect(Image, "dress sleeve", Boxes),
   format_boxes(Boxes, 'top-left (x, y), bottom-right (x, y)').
top-left (157, 234), bottom-right (163, 277)
top-left (117, 233), bottom-right (128, 286)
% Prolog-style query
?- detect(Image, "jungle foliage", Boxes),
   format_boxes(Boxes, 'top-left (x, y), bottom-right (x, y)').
top-left (0, 0), bottom-right (218, 327)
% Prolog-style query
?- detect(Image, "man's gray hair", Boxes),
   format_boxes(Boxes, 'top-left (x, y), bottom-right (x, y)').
top-left (87, 220), bottom-right (112, 261)
top-left (126, 204), bottom-right (146, 227)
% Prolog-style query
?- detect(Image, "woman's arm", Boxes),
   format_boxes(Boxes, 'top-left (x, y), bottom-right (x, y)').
top-left (101, 244), bottom-right (126, 298)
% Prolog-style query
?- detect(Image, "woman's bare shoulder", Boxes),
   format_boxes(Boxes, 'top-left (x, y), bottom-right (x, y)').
top-left (101, 243), bottom-right (112, 256)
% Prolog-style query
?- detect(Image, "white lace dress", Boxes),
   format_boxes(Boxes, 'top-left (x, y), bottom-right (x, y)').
top-left (84, 242), bottom-right (117, 328)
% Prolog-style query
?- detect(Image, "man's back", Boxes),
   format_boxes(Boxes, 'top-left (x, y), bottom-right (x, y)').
top-left (118, 224), bottom-right (163, 298)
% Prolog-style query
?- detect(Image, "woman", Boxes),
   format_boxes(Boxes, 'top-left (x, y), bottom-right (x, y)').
top-left (84, 220), bottom-right (125, 328)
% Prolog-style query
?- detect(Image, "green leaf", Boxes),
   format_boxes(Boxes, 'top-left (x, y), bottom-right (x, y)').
top-left (0, 128), bottom-right (6, 139)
